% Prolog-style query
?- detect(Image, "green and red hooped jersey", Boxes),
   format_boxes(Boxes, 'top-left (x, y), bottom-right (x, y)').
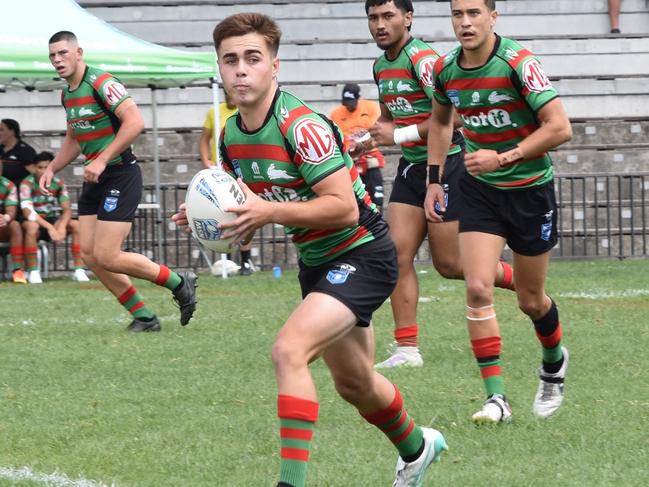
top-left (61, 65), bottom-right (136, 167)
top-left (0, 176), bottom-right (18, 213)
top-left (220, 89), bottom-right (387, 267)
top-left (433, 35), bottom-right (560, 189)
top-left (373, 37), bottom-right (463, 164)
top-left (20, 174), bottom-right (69, 218)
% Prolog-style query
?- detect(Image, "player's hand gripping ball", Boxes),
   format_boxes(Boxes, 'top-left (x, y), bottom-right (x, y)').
top-left (185, 168), bottom-right (246, 253)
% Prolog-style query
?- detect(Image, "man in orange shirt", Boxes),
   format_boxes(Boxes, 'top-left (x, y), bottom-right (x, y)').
top-left (331, 83), bottom-right (385, 211)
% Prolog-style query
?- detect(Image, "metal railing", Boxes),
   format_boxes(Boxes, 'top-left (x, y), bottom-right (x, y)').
top-left (26, 172), bottom-right (649, 275)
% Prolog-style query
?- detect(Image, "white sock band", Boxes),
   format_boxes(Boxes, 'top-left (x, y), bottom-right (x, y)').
top-left (467, 304), bottom-right (495, 311)
top-left (466, 314), bottom-right (497, 321)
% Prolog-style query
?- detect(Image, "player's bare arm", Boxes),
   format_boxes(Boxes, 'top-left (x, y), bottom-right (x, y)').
top-left (221, 167), bottom-right (358, 241)
top-left (465, 98), bottom-right (572, 175)
top-left (84, 99), bottom-right (144, 183)
top-left (424, 98), bottom-right (454, 222)
top-left (54, 199), bottom-right (73, 237)
top-left (40, 126), bottom-right (80, 193)
top-left (369, 103), bottom-right (396, 146)
top-left (0, 205), bottom-right (16, 227)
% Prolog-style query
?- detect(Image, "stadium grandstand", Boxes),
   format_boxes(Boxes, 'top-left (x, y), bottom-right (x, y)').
top-left (2, 0), bottom-right (649, 275)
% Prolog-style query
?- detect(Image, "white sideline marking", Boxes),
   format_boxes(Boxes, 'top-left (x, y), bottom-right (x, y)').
top-left (558, 289), bottom-right (649, 299)
top-left (0, 466), bottom-right (116, 487)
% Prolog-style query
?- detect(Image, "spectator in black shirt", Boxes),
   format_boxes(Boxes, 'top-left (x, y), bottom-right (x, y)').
top-left (0, 119), bottom-right (37, 186)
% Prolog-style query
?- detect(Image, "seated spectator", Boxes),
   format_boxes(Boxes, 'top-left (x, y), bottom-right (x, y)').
top-left (0, 163), bottom-right (26, 283)
top-left (20, 151), bottom-right (89, 283)
top-left (0, 118), bottom-right (36, 186)
top-left (330, 83), bottom-right (386, 212)
top-left (608, 0), bottom-right (621, 33)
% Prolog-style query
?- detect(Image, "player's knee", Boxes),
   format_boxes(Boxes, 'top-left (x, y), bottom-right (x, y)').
top-left (93, 247), bottom-right (119, 270)
top-left (465, 277), bottom-right (493, 303)
top-left (271, 337), bottom-right (308, 373)
top-left (517, 296), bottom-right (545, 318)
top-left (433, 259), bottom-right (462, 279)
top-left (22, 222), bottom-right (38, 237)
top-left (332, 373), bottom-right (373, 405)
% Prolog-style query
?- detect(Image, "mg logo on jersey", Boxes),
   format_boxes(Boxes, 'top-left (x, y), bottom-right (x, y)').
top-left (461, 109), bottom-right (516, 129)
top-left (418, 57), bottom-right (436, 88)
top-left (293, 119), bottom-right (335, 164)
top-left (385, 97), bottom-right (415, 113)
top-left (103, 80), bottom-right (128, 106)
top-left (522, 59), bottom-right (552, 93)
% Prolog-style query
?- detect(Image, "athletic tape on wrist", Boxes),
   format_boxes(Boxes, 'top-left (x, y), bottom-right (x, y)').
top-left (393, 124), bottom-right (422, 145)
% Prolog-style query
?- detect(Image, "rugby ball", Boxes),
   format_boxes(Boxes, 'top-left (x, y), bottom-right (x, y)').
top-left (185, 168), bottom-right (246, 253)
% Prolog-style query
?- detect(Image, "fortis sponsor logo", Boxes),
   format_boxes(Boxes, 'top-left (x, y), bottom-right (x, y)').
top-left (461, 109), bottom-right (517, 128)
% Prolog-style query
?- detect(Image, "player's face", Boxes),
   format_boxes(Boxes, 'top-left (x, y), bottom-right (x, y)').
top-left (451, 0), bottom-right (497, 51)
top-left (33, 161), bottom-right (50, 179)
top-left (0, 123), bottom-right (11, 145)
top-left (48, 40), bottom-right (83, 80)
top-left (367, 1), bottom-right (413, 52)
top-left (217, 33), bottom-right (279, 110)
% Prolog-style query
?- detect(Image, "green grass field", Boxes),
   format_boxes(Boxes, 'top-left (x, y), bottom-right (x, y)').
top-left (1, 259), bottom-right (648, 487)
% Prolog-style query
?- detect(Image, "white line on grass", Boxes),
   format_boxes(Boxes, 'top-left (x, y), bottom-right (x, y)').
top-left (0, 466), bottom-right (116, 487)
top-left (558, 289), bottom-right (649, 299)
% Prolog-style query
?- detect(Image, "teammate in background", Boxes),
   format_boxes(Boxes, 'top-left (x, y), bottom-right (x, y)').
top-left (173, 13), bottom-right (447, 487)
top-left (42, 31), bottom-right (197, 332)
top-left (426, 0), bottom-right (571, 422)
top-left (20, 151), bottom-right (89, 283)
top-left (0, 118), bottom-right (36, 283)
top-left (0, 166), bottom-right (24, 282)
top-left (365, 0), bottom-right (514, 369)
top-left (199, 92), bottom-right (255, 275)
top-left (330, 83), bottom-right (386, 211)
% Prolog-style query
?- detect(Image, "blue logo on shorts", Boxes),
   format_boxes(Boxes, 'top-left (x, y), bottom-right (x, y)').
top-left (326, 263), bottom-right (356, 285)
top-left (540, 222), bottom-right (553, 241)
top-left (434, 184), bottom-right (449, 214)
top-left (104, 196), bottom-right (118, 212)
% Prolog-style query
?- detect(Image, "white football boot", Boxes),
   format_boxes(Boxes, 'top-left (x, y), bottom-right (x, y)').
top-left (375, 344), bottom-right (423, 369)
top-left (72, 268), bottom-right (90, 282)
top-left (533, 346), bottom-right (569, 418)
top-left (393, 427), bottom-right (448, 487)
top-left (472, 394), bottom-right (513, 424)
top-left (28, 270), bottom-right (43, 284)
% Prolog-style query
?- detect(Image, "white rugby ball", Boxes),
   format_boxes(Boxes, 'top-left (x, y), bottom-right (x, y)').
top-left (185, 168), bottom-right (246, 253)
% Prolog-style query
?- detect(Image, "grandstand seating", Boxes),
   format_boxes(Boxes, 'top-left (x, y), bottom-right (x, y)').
top-left (2, 0), bottom-right (648, 266)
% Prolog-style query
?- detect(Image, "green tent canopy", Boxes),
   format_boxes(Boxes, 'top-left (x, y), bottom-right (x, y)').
top-left (0, 0), bottom-right (215, 90)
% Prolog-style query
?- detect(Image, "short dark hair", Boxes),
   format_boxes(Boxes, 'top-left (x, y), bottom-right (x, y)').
top-left (1, 119), bottom-right (21, 139)
top-left (365, 0), bottom-right (414, 15)
top-left (48, 31), bottom-right (77, 45)
top-left (450, 0), bottom-right (495, 9)
top-left (213, 13), bottom-right (282, 56)
top-left (34, 151), bottom-right (55, 164)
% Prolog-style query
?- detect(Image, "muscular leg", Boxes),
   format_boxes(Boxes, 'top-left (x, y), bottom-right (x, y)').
top-left (427, 220), bottom-right (462, 279)
top-left (460, 231), bottom-right (514, 422)
top-left (388, 202), bottom-right (427, 329)
top-left (272, 292), bottom-right (358, 487)
top-left (78, 215), bottom-right (132, 297)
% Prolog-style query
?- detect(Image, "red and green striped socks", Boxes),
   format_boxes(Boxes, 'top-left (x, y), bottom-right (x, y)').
top-left (155, 264), bottom-right (182, 291)
top-left (471, 336), bottom-right (505, 397)
top-left (10, 246), bottom-right (24, 271)
top-left (118, 286), bottom-right (155, 320)
top-left (361, 385), bottom-right (424, 461)
top-left (395, 324), bottom-right (418, 348)
top-left (533, 299), bottom-right (564, 373)
top-left (24, 246), bottom-right (38, 272)
top-left (496, 261), bottom-right (515, 290)
top-left (277, 395), bottom-right (318, 487)
top-left (71, 243), bottom-right (84, 269)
